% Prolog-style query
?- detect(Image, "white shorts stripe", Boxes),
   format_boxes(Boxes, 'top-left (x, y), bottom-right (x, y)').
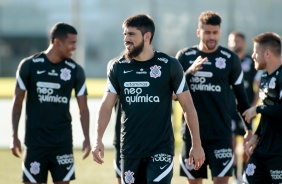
top-left (179, 154), bottom-right (195, 179)
top-left (153, 157), bottom-right (174, 182)
top-left (218, 154), bottom-right (234, 177)
top-left (22, 162), bottom-right (36, 183)
top-left (113, 159), bottom-right (121, 177)
top-left (63, 164), bottom-right (75, 181)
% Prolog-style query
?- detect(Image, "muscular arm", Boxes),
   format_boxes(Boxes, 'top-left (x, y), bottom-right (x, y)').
top-left (11, 87), bottom-right (25, 158)
top-left (92, 92), bottom-right (117, 164)
top-left (232, 82), bottom-right (252, 130)
top-left (76, 95), bottom-right (91, 159)
top-left (177, 90), bottom-right (205, 170)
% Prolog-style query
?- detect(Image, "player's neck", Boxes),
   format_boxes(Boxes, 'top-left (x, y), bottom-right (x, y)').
top-left (133, 45), bottom-right (154, 62)
top-left (266, 59), bottom-right (282, 75)
top-left (198, 43), bottom-right (218, 53)
top-left (44, 45), bottom-right (64, 64)
top-left (236, 51), bottom-right (245, 60)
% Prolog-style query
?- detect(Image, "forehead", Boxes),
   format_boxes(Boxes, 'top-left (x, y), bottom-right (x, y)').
top-left (199, 24), bottom-right (220, 32)
top-left (123, 26), bottom-right (141, 34)
top-left (65, 33), bottom-right (77, 41)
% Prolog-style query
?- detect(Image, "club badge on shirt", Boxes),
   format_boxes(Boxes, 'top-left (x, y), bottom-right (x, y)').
top-left (215, 57), bottom-right (226, 69)
top-left (60, 68), bottom-right (71, 81)
top-left (150, 65), bottom-right (161, 78)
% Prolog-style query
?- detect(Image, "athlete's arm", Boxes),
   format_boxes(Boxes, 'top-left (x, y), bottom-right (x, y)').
top-left (76, 95), bottom-right (91, 160)
top-left (233, 83), bottom-right (253, 143)
top-left (11, 87), bottom-right (25, 158)
top-left (92, 92), bottom-right (117, 164)
top-left (177, 90), bottom-right (205, 170)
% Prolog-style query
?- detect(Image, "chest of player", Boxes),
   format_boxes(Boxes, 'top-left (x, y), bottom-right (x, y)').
top-left (186, 56), bottom-right (233, 85)
top-left (117, 62), bottom-right (171, 95)
top-left (259, 74), bottom-right (281, 106)
top-left (30, 63), bottom-right (76, 95)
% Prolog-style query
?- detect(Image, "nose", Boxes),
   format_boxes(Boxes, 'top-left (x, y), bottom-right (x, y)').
top-left (251, 53), bottom-right (255, 60)
top-left (124, 35), bottom-right (129, 42)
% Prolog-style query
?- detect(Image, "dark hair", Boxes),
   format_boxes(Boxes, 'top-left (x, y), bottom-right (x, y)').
top-left (230, 31), bottom-right (245, 40)
top-left (198, 11), bottom-right (221, 28)
top-left (50, 22), bottom-right (77, 43)
top-left (122, 14), bottom-right (155, 43)
top-left (253, 32), bottom-right (281, 57)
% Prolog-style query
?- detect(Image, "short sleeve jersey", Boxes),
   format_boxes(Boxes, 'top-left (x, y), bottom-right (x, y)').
top-left (16, 52), bottom-right (87, 147)
top-left (254, 66), bottom-right (282, 156)
top-left (107, 51), bottom-right (188, 159)
top-left (176, 46), bottom-right (244, 141)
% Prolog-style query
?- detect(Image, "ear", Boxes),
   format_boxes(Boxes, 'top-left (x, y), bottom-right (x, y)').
top-left (53, 38), bottom-right (61, 46)
top-left (144, 32), bottom-right (151, 42)
top-left (196, 29), bottom-right (200, 38)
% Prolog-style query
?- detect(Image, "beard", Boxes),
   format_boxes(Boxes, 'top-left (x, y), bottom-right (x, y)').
top-left (205, 40), bottom-right (218, 51)
top-left (124, 39), bottom-right (144, 61)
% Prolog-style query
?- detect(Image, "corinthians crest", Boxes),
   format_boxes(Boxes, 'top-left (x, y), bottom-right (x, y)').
top-left (215, 57), bottom-right (226, 69)
top-left (150, 65), bottom-right (161, 78)
top-left (124, 170), bottom-right (135, 184)
top-left (60, 68), bottom-right (71, 81)
top-left (30, 161), bottom-right (40, 175)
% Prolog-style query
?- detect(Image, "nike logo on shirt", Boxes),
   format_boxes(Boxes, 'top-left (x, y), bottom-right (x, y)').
top-left (37, 70), bottom-right (46, 74)
top-left (124, 70), bottom-right (133, 74)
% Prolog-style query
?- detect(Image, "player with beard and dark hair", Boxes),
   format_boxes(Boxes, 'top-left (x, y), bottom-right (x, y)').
top-left (227, 31), bottom-right (262, 183)
top-left (242, 32), bottom-right (282, 184)
top-left (176, 11), bottom-right (252, 184)
top-left (92, 14), bottom-right (205, 184)
top-left (10, 22), bottom-right (91, 184)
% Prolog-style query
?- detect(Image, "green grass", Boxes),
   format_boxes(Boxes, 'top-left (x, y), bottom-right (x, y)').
top-left (0, 148), bottom-right (237, 184)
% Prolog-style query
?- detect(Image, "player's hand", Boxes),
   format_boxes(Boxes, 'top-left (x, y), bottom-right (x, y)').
top-left (82, 139), bottom-right (91, 160)
top-left (186, 56), bottom-right (207, 75)
top-left (189, 145), bottom-right (205, 170)
top-left (244, 135), bottom-right (258, 157)
top-left (10, 137), bottom-right (22, 158)
top-left (243, 106), bottom-right (257, 123)
top-left (92, 141), bottom-right (105, 164)
top-left (243, 130), bottom-right (253, 145)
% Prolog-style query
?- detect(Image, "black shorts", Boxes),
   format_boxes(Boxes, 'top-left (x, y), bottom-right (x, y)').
top-left (22, 146), bottom-right (75, 183)
top-left (180, 139), bottom-right (233, 179)
top-left (242, 152), bottom-right (282, 184)
top-left (114, 145), bottom-right (121, 178)
top-left (122, 153), bottom-right (173, 184)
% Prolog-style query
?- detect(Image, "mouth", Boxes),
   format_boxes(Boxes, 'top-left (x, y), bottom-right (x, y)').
top-left (125, 42), bottom-right (133, 49)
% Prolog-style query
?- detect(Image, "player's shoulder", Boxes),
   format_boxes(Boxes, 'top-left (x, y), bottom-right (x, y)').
top-left (63, 58), bottom-right (82, 70)
top-left (19, 52), bottom-right (45, 66)
top-left (217, 46), bottom-right (237, 59)
top-left (154, 50), bottom-right (178, 64)
top-left (176, 45), bottom-right (198, 57)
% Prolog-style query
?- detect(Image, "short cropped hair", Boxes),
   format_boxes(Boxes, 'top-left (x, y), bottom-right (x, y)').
top-left (230, 31), bottom-right (246, 40)
top-left (253, 32), bottom-right (281, 57)
top-left (50, 22), bottom-right (77, 43)
top-left (122, 14), bottom-right (155, 43)
top-left (198, 11), bottom-right (221, 28)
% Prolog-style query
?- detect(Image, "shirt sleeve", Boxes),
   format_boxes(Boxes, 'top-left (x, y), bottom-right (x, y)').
top-left (106, 61), bottom-right (119, 94)
top-left (16, 59), bottom-right (30, 91)
top-left (170, 57), bottom-right (189, 94)
top-left (75, 64), bottom-right (88, 97)
top-left (231, 54), bottom-right (252, 130)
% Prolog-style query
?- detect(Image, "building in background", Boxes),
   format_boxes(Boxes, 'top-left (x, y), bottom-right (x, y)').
top-left (0, 0), bottom-right (281, 77)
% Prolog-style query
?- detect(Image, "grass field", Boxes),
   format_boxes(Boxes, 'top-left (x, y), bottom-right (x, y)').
top-left (0, 148), bottom-right (237, 184)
